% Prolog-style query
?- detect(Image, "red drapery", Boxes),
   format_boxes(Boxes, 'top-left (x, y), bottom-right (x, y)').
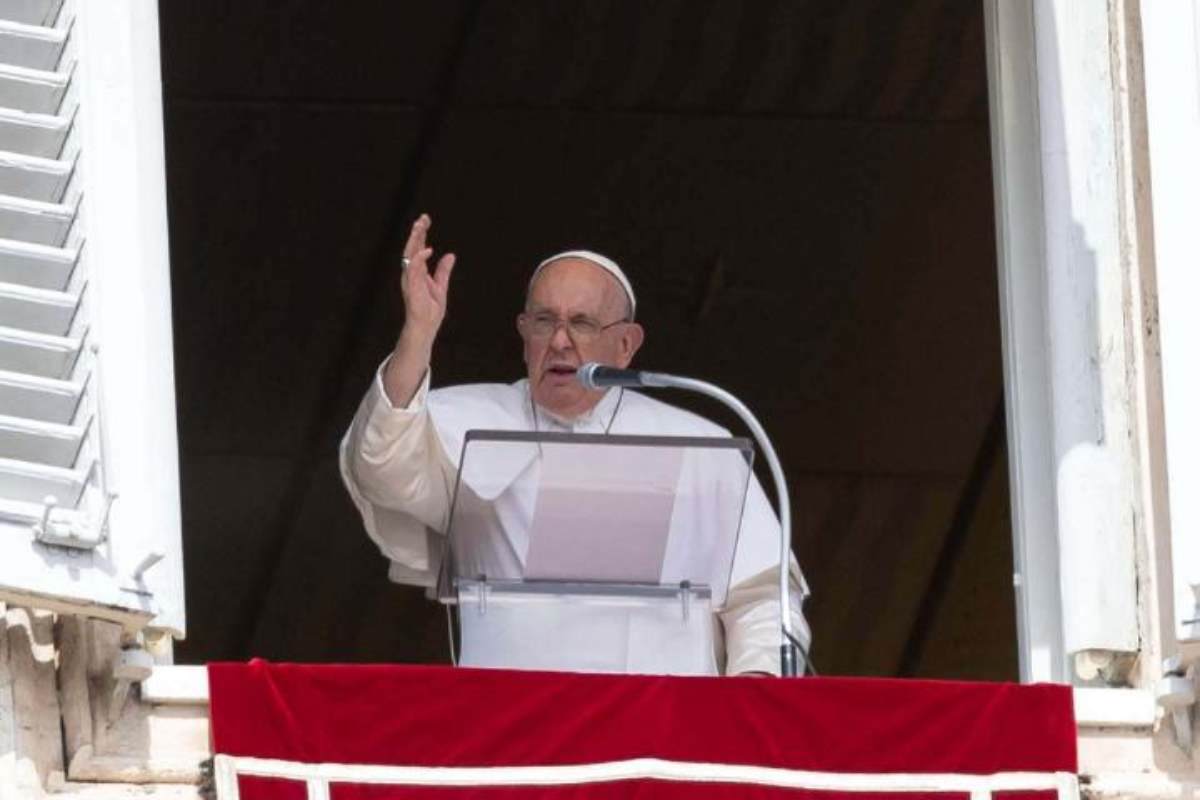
top-left (208, 661), bottom-right (1077, 800)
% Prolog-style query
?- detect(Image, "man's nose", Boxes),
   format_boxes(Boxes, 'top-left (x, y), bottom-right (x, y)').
top-left (549, 322), bottom-right (574, 351)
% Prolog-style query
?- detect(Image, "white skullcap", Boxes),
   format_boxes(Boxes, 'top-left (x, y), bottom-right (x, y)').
top-left (529, 250), bottom-right (636, 319)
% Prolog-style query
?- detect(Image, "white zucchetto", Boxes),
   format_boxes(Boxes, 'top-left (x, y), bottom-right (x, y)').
top-left (530, 250), bottom-right (636, 318)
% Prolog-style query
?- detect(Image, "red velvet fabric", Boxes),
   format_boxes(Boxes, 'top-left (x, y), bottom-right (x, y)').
top-left (208, 661), bottom-right (1076, 800)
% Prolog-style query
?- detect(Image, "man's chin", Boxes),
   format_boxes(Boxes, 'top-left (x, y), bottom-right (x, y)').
top-left (533, 384), bottom-right (590, 419)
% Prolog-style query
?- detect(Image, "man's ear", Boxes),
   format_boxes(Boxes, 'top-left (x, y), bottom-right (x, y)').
top-left (616, 323), bottom-right (645, 368)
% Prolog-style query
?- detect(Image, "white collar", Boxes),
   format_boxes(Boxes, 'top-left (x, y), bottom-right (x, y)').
top-left (524, 382), bottom-right (624, 433)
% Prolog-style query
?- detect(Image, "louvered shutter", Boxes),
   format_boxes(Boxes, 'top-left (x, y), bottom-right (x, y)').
top-left (0, 0), bottom-right (184, 637)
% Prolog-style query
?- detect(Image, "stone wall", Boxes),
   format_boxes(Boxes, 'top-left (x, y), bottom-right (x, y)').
top-left (0, 606), bottom-right (207, 798)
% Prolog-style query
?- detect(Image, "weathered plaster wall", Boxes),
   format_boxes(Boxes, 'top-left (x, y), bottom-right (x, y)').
top-left (1, 607), bottom-right (207, 798)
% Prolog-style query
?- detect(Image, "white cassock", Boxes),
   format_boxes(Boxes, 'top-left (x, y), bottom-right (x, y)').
top-left (340, 362), bottom-right (811, 675)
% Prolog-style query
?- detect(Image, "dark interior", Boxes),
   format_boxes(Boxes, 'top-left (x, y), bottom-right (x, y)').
top-left (160, 0), bottom-right (1016, 679)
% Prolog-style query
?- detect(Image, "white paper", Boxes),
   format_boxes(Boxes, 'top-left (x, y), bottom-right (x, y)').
top-left (523, 442), bottom-right (684, 583)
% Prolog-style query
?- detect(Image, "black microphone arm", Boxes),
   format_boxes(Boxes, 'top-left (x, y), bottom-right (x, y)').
top-left (577, 362), bottom-right (806, 677)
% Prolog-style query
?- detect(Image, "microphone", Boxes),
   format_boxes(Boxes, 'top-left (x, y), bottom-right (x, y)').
top-left (576, 363), bottom-right (650, 389)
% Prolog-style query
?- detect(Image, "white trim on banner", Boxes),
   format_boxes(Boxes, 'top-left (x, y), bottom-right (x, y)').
top-left (212, 754), bottom-right (1079, 800)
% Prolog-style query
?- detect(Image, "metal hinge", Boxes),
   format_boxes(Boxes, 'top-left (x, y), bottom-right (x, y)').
top-left (32, 491), bottom-right (117, 550)
top-left (1157, 656), bottom-right (1196, 753)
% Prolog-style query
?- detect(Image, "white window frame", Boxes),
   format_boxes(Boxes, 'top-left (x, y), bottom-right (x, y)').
top-left (983, 0), bottom-right (1175, 687)
top-left (73, 0), bottom-right (185, 639)
top-left (983, 0), bottom-right (1067, 684)
top-left (133, 4), bottom-right (1191, 772)
top-left (1139, 0), bottom-right (1200, 660)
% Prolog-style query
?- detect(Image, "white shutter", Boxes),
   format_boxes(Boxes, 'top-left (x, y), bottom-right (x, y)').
top-left (0, 0), bottom-right (184, 637)
top-left (1140, 1), bottom-right (1200, 657)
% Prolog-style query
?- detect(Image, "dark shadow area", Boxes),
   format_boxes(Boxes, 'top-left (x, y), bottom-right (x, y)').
top-left (161, 0), bottom-right (1016, 679)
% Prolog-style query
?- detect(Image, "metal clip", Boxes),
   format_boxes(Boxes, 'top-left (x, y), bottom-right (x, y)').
top-left (1183, 584), bottom-right (1200, 637)
top-left (1157, 656), bottom-right (1196, 754)
top-left (120, 550), bottom-right (165, 596)
top-left (680, 580), bottom-right (691, 623)
top-left (97, 491), bottom-right (117, 540)
top-left (132, 551), bottom-right (164, 580)
top-left (32, 495), bottom-right (58, 537)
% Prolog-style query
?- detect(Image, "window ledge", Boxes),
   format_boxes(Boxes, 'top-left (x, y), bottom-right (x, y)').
top-left (142, 669), bottom-right (1162, 725)
top-left (1073, 687), bottom-right (1158, 728)
top-left (140, 664), bottom-right (208, 705)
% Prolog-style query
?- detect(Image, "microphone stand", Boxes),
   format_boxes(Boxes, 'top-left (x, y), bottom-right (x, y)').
top-left (611, 370), bottom-right (805, 677)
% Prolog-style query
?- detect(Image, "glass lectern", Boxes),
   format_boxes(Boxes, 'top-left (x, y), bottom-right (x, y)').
top-left (437, 430), bottom-right (754, 675)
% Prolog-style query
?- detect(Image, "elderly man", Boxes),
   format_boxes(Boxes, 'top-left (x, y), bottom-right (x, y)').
top-left (341, 214), bottom-right (809, 675)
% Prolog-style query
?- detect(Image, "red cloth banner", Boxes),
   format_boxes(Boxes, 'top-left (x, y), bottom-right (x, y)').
top-left (207, 661), bottom-right (1077, 800)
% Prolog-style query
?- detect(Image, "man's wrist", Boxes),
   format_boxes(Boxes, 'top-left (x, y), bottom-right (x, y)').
top-left (396, 324), bottom-right (436, 361)
top-left (381, 326), bottom-right (436, 408)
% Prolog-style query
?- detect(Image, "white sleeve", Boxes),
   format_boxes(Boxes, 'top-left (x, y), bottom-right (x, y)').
top-left (719, 560), bottom-right (811, 675)
top-left (718, 475), bottom-right (812, 675)
top-left (338, 360), bottom-right (457, 587)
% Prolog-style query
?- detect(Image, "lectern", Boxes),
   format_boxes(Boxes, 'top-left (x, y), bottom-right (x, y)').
top-left (436, 430), bottom-right (754, 675)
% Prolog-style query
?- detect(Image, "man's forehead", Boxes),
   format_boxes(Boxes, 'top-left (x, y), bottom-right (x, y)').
top-left (527, 262), bottom-right (629, 319)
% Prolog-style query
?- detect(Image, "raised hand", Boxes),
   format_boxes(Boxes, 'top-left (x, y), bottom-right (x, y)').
top-left (384, 213), bottom-right (456, 406)
top-left (399, 213), bottom-right (456, 343)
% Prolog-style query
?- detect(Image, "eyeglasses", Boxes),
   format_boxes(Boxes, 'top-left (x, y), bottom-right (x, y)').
top-left (519, 311), bottom-right (630, 342)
